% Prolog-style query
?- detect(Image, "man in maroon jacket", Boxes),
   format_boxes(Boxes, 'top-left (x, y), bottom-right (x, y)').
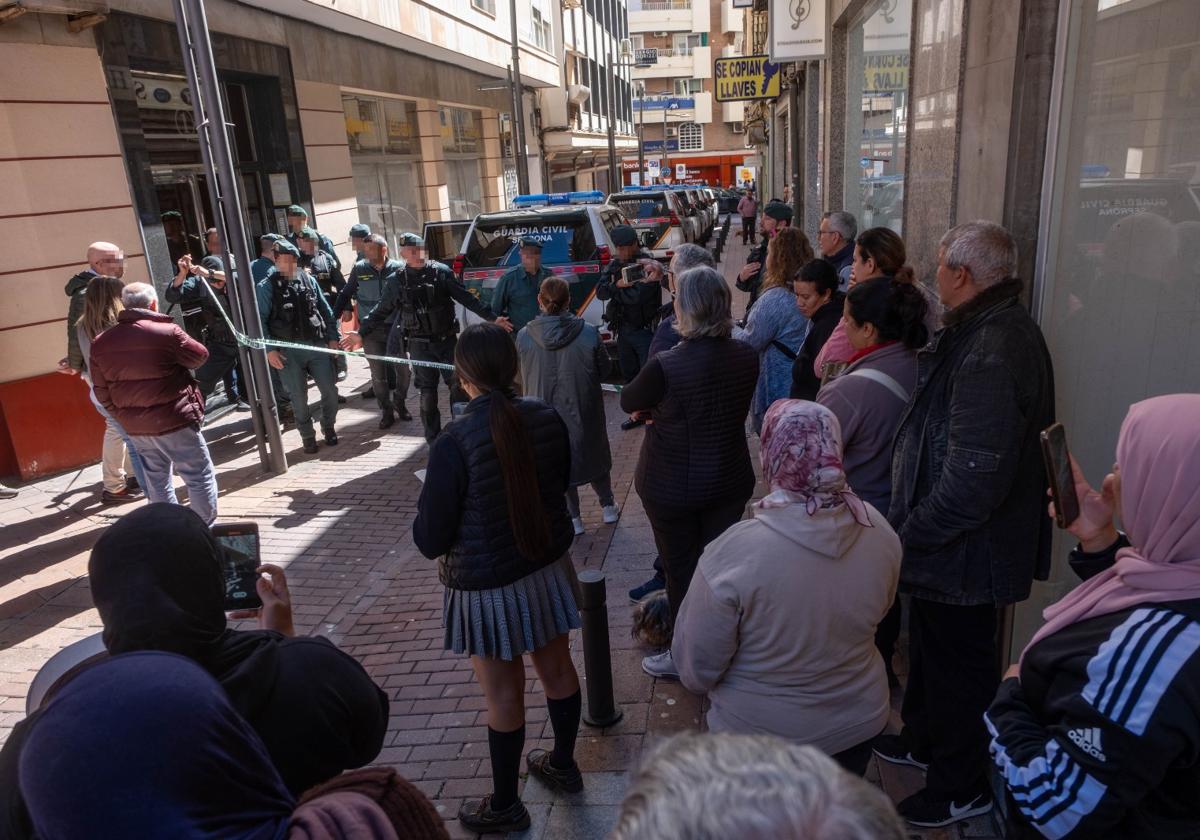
top-left (89, 282), bottom-right (218, 523)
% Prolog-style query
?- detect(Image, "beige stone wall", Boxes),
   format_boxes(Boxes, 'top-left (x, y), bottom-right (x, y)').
top-left (295, 80), bottom-right (361, 268)
top-left (0, 19), bottom-right (150, 385)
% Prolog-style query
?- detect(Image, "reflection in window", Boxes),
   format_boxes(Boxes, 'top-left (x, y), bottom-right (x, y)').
top-left (343, 94), bottom-right (424, 247)
top-left (843, 0), bottom-right (910, 235)
top-left (1013, 0), bottom-right (1200, 647)
top-left (441, 106), bottom-right (485, 220)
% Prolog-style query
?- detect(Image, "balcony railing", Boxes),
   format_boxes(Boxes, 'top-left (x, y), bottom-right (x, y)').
top-left (629, 0), bottom-right (691, 11)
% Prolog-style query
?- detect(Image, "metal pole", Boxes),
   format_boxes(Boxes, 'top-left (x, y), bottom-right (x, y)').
top-left (606, 56), bottom-right (618, 190)
top-left (508, 0), bottom-right (531, 194)
top-left (173, 0), bottom-right (287, 475)
top-left (507, 65), bottom-right (522, 200)
top-left (789, 62), bottom-right (803, 223)
top-left (577, 570), bottom-right (623, 727)
top-left (637, 84), bottom-right (645, 186)
top-left (662, 106), bottom-right (669, 183)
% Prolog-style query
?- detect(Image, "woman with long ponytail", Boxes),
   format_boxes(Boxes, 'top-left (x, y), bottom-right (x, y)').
top-left (414, 323), bottom-right (582, 835)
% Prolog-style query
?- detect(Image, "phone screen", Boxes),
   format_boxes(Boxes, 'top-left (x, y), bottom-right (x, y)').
top-left (1041, 424), bottom-right (1081, 528)
top-left (212, 525), bottom-right (263, 611)
top-left (622, 264), bottom-right (645, 284)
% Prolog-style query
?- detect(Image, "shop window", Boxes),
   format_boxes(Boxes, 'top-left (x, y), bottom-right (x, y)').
top-left (441, 106), bottom-right (485, 219)
top-left (344, 94), bottom-right (424, 246)
top-left (842, 0), bottom-right (911, 235)
top-left (1014, 0), bottom-right (1200, 647)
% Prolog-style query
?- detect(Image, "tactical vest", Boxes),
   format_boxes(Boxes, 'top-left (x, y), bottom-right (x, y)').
top-left (398, 265), bottom-right (457, 339)
top-left (268, 274), bottom-right (326, 344)
top-left (306, 253), bottom-right (338, 297)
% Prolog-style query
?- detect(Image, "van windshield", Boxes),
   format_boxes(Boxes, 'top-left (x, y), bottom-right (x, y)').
top-left (609, 193), bottom-right (671, 220)
top-left (463, 214), bottom-right (597, 267)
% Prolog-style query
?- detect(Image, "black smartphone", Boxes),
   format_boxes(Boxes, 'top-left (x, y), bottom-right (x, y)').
top-left (211, 522), bottom-right (263, 611)
top-left (1040, 423), bottom-right (1081, 528)
top-left (622, 264), bottom-right (646, 284)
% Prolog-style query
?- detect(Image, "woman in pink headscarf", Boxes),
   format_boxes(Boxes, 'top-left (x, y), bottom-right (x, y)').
top-left (987, 394), bottom-right (1200, 840)
top-left (671, 400), bottom-right (901, 775)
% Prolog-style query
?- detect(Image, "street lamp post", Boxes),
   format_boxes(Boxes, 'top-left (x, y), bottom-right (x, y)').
top-left (637, 82), bottom-right (645, 185)
top-left (508, 0), bottom-right (530, 193)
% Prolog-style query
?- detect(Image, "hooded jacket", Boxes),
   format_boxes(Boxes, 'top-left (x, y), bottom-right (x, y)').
top-left (516, 313), bottom-right (613, 486)
top-left (673, 501), bottom-right (901, 754)
top-left (64, 271), bottom-right (93, 372)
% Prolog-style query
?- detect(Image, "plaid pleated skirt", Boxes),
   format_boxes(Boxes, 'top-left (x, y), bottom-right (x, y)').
top-left (443, 554), bottom-right (582, 661)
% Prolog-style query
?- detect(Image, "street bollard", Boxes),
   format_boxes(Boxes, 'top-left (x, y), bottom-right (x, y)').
top-left (577, 569), bottom-right (624, 727)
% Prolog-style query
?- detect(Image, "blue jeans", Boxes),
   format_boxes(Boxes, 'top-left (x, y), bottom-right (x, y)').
top-left (88, 389), bottom-right (148, 491)
top-left (278, 346), bottom-right (339, 440)
top-left (128, 424), bottom-right (218, 524)
top-left (617, 327), bottom-right (653, 383)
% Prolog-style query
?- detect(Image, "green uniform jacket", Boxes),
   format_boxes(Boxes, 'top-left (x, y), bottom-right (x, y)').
top-left (492, 265), bottom-right (553, 333)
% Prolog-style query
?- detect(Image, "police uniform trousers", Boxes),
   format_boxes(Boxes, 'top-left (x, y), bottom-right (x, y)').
top-left (410, 334), bottom-right (465, 443)
top-left (363, 330), bottom-right (408, 416)
top-left (278, 346), bottom-right (338, 440)
top-left (617, 326), bottom-right (654, 382)
top-left (194, 341), bottom-right (240, 400)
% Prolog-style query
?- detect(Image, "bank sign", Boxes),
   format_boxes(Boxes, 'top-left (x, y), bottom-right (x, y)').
top-left (713, 55), bottom-right (783, 102)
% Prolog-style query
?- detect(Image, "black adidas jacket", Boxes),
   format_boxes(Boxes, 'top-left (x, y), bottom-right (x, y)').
top-left (987, 536), bottom-right (1200, 839)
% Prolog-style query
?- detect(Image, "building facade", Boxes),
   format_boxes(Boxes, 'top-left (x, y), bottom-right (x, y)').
top-left (0, 0), bottom-right (583, 477)
top-left (624, 0), bottom-right (752, 186)
top-left (753, 0), bottom-right (1200, 652)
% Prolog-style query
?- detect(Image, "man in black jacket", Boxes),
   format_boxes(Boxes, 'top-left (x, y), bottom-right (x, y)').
top-left (735, 201), bottom-right (791, 316)
top-left (873, 221), bottom-right (1055, 829)
top-left (341, 232), bottom-right (511, 443)
top-left (165, 254), bottom-right (243, 405)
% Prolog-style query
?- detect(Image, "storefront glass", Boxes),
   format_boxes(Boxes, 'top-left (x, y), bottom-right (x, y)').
top-left (842, 0), bottom-right (911, 234)
top-left (1016, 0), bottom-right (1200, 646)
top-left (441, 106), bottom-right (485, 220)
top-left (344, 94), bottom-right (425, 249)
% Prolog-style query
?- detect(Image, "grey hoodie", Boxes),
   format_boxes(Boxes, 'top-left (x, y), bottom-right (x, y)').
top-left (673, 501), bottom-right (901, 754)
top-left (516, 314), bottom-right (613, 486)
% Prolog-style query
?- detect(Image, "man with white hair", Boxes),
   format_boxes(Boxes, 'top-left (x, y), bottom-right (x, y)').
top-left (88, 282), bottom-right (218, 524)
top-left (817, 210), bottom-right (857, 288)
top-left (611, 733), bottom-right (906, 840)
top-left (874, 220), bottom-right (1054, 828)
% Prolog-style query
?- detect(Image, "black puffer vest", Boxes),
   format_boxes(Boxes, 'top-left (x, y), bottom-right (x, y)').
top-left (439, 392), bottom-right (575, 591)
top-left (635, 336), bottom-right (759, 509)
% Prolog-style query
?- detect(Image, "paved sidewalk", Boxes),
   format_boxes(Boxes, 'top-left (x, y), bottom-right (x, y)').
top-left (0, 218), bottom-right (1003, 839)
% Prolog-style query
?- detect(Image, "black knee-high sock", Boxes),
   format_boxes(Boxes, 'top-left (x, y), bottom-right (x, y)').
top-left (547, 690), bottom-right (582, 769)
top-left (487, 724), bottom-right (525, 810)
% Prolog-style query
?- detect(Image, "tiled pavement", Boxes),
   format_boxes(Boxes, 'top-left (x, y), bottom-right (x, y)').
top-left (0, 220), bottom-right (1004, 839)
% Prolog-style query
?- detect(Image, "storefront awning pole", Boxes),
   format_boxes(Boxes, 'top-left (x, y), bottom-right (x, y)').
top-left (790, 62), bottom-right (803, 223)
top-left (172, 0), bottom-right (289, 476)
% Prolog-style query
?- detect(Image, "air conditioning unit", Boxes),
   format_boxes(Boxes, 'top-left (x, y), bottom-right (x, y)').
top-left (665, 127), bottom-right (678, 138)
top-left (731, 121), bottom-right (745, 134)
top-left (567, 84), bottom-right (591, 106)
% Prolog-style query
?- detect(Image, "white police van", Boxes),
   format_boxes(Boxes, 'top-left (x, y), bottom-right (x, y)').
top-left (605, 188), bottom-right (694, 261)
top-left (451, 191), bottom-right (630, 340)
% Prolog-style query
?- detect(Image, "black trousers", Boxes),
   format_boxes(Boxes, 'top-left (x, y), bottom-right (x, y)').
top-left (901, 597), bottom-right (999, 801)
top-left (875, 595), bottom-right (902, 675)
top-left (411, 335), bottom-right (466, 443)
top-left (741, 216), bottom-right (757, 244)
top-left (643, 496), bottom-right (748, 621)
top-left (195, 342), bottom-right (240, 399)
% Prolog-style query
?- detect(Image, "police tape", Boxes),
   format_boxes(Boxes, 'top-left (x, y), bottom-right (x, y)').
top-left (199, 278), bottom-right (624, 391)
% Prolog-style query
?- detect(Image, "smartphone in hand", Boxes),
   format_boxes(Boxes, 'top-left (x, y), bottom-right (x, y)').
top-left (211, 522), bottom-right (263, 611)
top-left (1040, 423), bottom-right (1081, 528)
top-left (621, 264), bottom-right (646, 284)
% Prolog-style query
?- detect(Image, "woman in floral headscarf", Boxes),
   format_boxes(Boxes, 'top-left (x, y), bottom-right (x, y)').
top-left (671, 400), bottom-right (902, 775)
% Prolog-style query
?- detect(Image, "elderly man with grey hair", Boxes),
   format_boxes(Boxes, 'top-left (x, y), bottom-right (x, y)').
top-left (612, 733), bottom-right (906, 840)
top-left (89, 281), bottom-right (219, 524)
top-left (817, 210), bottom-right (857, 289)
top-left (620, 266), bottom-right (759, 680)
top-left (874, 220), bottom-right (1054, 829)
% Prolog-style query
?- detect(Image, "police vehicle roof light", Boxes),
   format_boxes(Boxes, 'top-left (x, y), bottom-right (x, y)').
top-left (511, 190), bottom-right (605, 208)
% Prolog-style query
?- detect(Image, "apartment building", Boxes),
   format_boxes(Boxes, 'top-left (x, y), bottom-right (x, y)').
top-left (539, 0), bottom-right (640, 192)
top-left (0, 0), bottom-right (566, 477)
top-left (624, 0), bottom-right (751, 186)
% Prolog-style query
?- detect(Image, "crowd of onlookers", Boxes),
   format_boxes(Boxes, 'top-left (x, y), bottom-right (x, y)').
top-left (3, 197), bottom-right (1199, 839)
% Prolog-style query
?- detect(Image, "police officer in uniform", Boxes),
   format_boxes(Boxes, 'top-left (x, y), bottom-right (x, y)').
top-left (349, 223), bottom-right (371, 261)
top-left (335, 234), bottom-right (411, 427)
top-left (343, 232), bottom-right (512, 443)
top-left (256, 240), bottom-right (341, 455)
top-left (735, 200), bottom-right (792, 316)
top-left (166, 253), bottom-right (244, 406)
top-left (285, 204), bottom-right (340, 270)
top-left (596, 224), bottom-right (661, 383)
top-left (492, 237), bottom-right (553, 334)
top-left (298, 227), bottom-right (349, 384)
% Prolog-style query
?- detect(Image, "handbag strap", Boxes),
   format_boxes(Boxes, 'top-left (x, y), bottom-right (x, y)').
top-left (845, 367), bottom-right (909, 403)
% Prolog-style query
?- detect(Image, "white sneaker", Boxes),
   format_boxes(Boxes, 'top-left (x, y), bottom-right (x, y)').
top-left (572, 517), bottom-right (585, 536)
top-left (602, 504), bottom-right (621, 524)
top-left (641, 650), bottom-right (679, 680)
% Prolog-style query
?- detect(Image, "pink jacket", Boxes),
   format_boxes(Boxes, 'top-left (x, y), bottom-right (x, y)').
top-left (736, 196), bottom-right (757, 217)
